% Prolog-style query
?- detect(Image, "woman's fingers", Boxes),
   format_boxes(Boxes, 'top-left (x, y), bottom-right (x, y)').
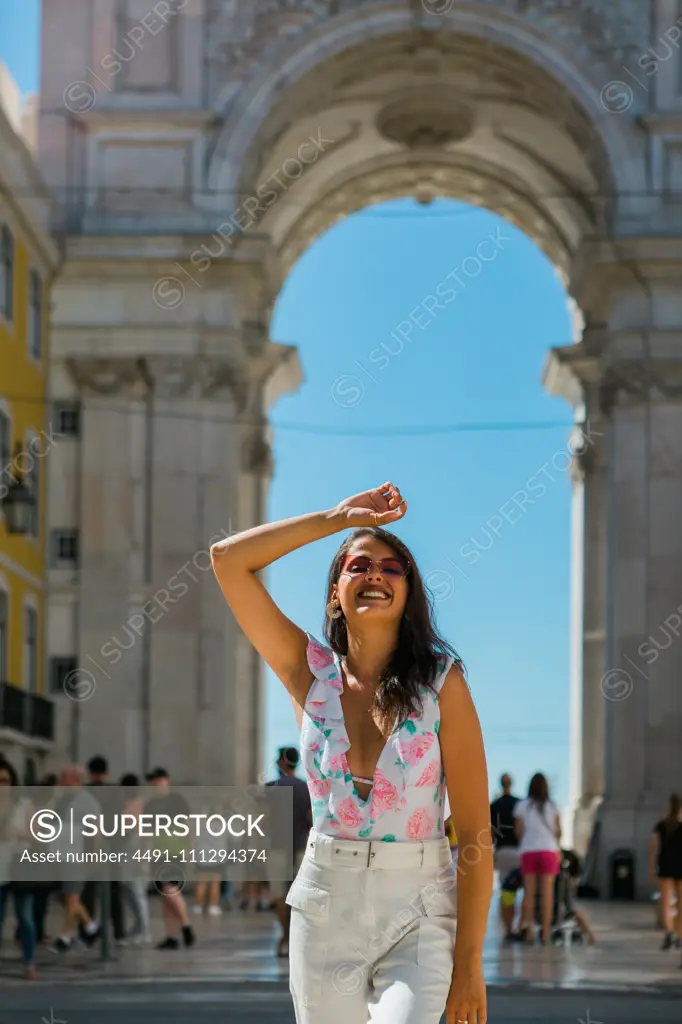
top-left (377, 499), bottom-right (407, 523)
top-left (450, 1001), bottom-right (484, 1024)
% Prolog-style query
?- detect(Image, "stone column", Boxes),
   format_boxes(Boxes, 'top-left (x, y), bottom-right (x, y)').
top-left (139, 356), bottom-right (247, 784)
top-left (544, 336), bottom-right (609, 855)
top-left (66, 357), bottom-right (149, 775)
top-left (232, 423), bottom-right (273, 785)
top-left (597, 361), bottom-right (682, 897)
top-left (574, 398), bottom-right (609, 855)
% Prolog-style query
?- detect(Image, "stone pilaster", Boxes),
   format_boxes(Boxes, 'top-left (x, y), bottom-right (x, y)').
top-left (548, 335), bottom-right (682, 895)
top-left (64, 357), bottom-right (149, 776)
top-left (597, 358), bottom-right (682, 896)
top-left (64, 352), bottom-right (287, 784)
top-left (544, 331), bottom-right (609, 856)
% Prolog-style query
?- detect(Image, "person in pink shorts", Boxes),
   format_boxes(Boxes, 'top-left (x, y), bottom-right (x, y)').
top-left (513, 773), bottom-right (561, 944)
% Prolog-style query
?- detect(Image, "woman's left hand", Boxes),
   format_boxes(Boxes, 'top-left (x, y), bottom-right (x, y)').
top-left (445, 957), bottom-right (487, 1024)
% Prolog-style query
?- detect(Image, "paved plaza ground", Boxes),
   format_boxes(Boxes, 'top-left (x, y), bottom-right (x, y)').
top-left (1, 894), bottom-right (680, 995)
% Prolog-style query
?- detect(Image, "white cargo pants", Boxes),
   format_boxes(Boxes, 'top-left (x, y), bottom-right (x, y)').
top-left (286, 832), bottom-right (456, 1023)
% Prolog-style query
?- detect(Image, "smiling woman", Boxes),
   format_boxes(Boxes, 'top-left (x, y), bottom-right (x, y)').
top-left (210, 484), bottom-right (493, 1024)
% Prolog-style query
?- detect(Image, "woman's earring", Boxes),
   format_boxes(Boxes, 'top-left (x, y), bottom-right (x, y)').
top-left (327, 600), bottom-right (343, 620)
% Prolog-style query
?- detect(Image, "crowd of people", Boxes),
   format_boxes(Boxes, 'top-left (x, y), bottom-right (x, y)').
top-left (0, 746), bottom-right (314, 978)
top-left (2, 750), bottom-right (682, 979)
top-left (0, 754), bottom-right (201, 978)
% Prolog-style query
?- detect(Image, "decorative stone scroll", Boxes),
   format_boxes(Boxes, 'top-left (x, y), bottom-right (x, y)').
top-left (65, 357), bottom-right (149, 398)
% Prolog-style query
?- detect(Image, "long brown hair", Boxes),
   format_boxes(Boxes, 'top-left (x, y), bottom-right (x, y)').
top-left (528, 773), bottom-right (550, 819)
top-left (323, 527), bottom-right (462, 727)
top-left (664, 793), bottom-right (681, 835)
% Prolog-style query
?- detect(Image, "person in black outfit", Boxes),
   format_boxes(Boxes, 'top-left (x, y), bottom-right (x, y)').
top-left (80, 755), bottom-right (126, 944)
top-left (266, 748), bottom-right (312, 957)
top-left (490, 773), bottom-right (521, 937)
top-left (144, 768), bottom-right (196, 950)
top-left (490, 774), bottom-right (520, 873)
top-left (650, 793), bottom-right (682, 951)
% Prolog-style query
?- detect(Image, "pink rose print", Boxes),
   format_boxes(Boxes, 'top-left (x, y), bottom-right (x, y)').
top-left (406, 807), bottom-right (436, 841)
top-left (309, 742), bottom-right (321, 753)
top-left (307, 641), bottom-right (334, 671)
top-left (308, 778), bottom-right (332, 799)
top-left (335, 797), bottom-right (364, 830)
top-left (370, 769), bottom-right (400, 815)
top-left (404, 731), bottom-right (435, 766)
top-left (415, 759), bottom-right (440, 788)
top-left (328, 754), bottom-right (347, 774)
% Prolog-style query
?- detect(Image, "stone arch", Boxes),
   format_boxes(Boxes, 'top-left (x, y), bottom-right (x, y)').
top-left (208, 4), bottom-right (645, 218)
top-left (206, 7), bottom-right (648, 316)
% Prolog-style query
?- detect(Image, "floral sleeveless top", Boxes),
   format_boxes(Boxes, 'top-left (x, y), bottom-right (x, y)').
top-left (301, 635), bottom-right (453, 842)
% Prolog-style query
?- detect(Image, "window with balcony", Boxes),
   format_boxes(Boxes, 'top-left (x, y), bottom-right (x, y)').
top-left (24, 606), bottom-right (38, 693)
top-left (28, 269), bottom-right (42, 360)
top-left (25, 435), bottom-right (39, 538)
top-left (0, 225), bottom-right (13, 322)
top-left (0, 589), bottom-right (7, 682)
top-left (0, 409), bottom-right (10, 478)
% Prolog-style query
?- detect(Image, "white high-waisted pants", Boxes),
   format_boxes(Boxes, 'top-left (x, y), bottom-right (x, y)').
top-left (286, 831), bottom-right (456, 1023)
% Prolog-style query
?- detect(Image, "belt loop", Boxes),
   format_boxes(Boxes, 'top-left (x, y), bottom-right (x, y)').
top-left (319, 837), bottom-right (331, 867)
top-left (420, 842), bottom-right (425, 869)
top-left (307, 833), bottom-right (318, 865)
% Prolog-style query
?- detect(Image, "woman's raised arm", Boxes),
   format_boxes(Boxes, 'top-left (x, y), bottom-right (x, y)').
top-left (211, 508), bottom-right (345, 703)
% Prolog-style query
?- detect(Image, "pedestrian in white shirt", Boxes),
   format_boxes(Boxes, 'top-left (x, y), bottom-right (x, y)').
top-left (514, 773), bottom-right (561, 945)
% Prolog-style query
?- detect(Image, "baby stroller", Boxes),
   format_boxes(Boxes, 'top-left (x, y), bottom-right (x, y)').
top-left (545, 850), bottom-right (584, 945)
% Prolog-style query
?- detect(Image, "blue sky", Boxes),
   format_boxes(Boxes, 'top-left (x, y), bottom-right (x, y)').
top-left (268, 203), bottom-right (574, 818)
top-left (2, 4), bottom-right (577, 822)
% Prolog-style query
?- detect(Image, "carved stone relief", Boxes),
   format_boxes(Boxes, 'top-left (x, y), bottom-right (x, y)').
top-left (599, 360), bottom-right (682, 413)
top-left (206, 0), bottom-right (649, 103)
top-left (65, 357), bottom-right (149, 398)
top-left (375, 93), bottom-right (475, 148)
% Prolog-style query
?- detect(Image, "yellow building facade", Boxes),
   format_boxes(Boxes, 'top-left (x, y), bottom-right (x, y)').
top-left (0, 64), bottom-right (59, 779)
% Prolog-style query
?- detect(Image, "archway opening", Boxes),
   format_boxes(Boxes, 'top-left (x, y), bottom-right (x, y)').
top-left (263, 195), bottom-right (580, 827)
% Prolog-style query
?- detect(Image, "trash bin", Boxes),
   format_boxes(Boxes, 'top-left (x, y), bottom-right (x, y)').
top-left (609, 848), bottom-right (635, 900)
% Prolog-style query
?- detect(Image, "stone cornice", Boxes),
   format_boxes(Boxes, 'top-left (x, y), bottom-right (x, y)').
top-left (544, 336), bottom-right (682, 413)
top-left (70, 108), bottom-right (217, 131)
top-left (61, 233), bottom-right (274, 268)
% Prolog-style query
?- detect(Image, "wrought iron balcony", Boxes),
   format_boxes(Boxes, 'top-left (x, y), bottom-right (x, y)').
top-left (0, 683), bottom-right (54, 742)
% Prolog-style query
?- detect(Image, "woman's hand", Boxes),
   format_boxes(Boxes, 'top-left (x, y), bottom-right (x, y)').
top-left (446, 956), bottom-right (487, 1024)
top-left (335, 482), bottom-right (407, 527)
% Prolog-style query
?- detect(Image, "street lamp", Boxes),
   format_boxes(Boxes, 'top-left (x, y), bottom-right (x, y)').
top-left (1, 445), bottom-right (35, 535)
